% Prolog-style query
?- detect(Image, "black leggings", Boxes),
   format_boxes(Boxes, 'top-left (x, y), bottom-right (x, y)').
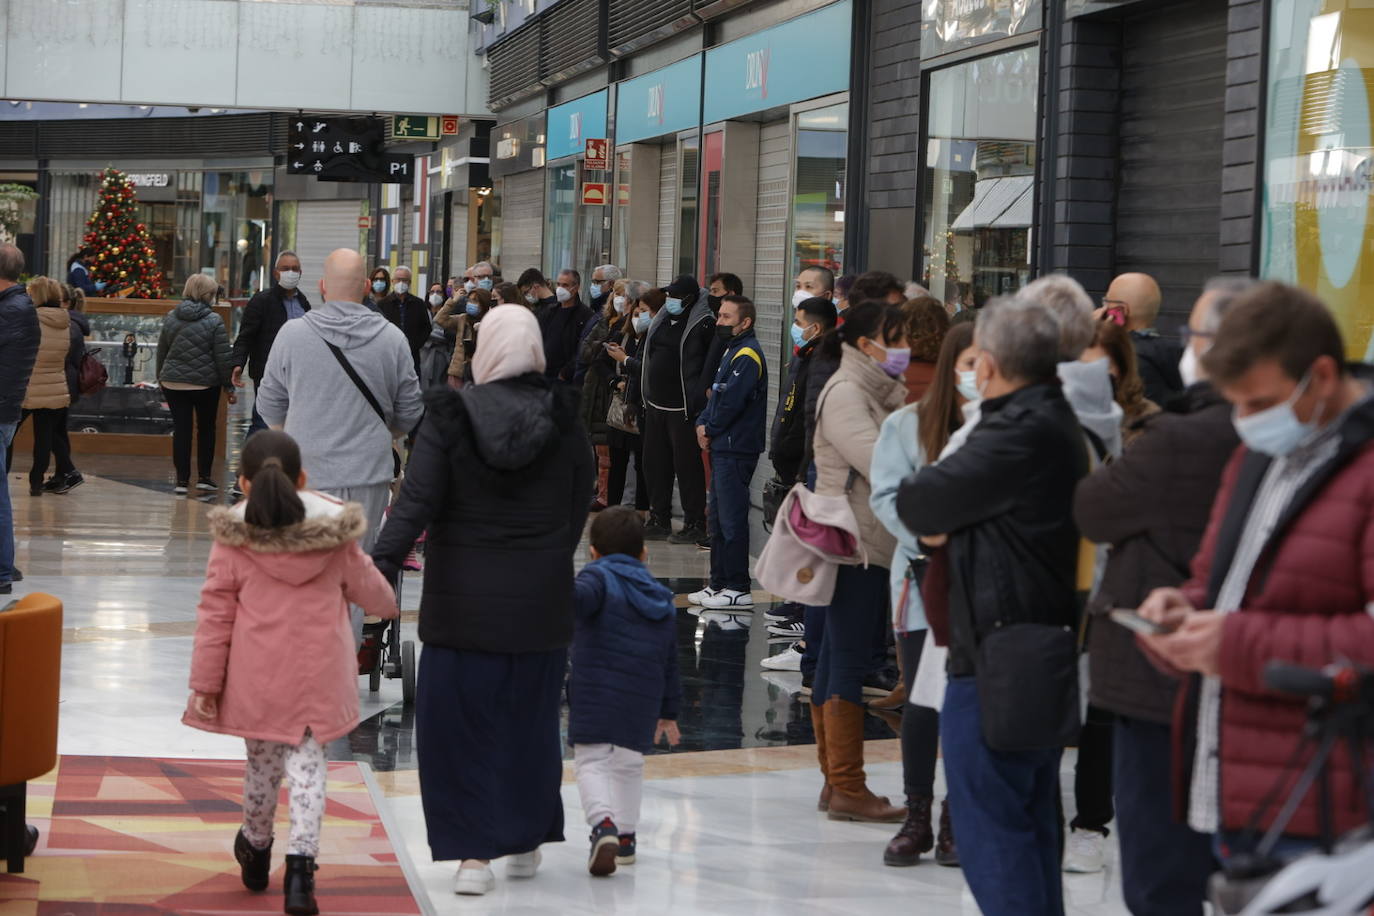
top-left (13, 408), bottom-right (74, 490)
top-left (164, 387), bottom-right (221, 484)
top-left (608, 436), bottom-right (649, 510)
top-left (899, 629), bottom-right (940, 799)
top-left (1071, 703), bottom-right (1116, 833)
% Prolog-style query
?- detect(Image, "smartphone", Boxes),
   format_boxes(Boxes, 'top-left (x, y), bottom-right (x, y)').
top-left (1109, 608), bottom-right (1173, 636)
top-left (1105, 306), bottom-right (1127, 326)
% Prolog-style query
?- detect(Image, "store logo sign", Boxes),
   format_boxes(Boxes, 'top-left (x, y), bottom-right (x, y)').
top-left (128, 173), bottom-right (171, 188)
top-left (745, 48), bottom-right (770, 98)
top-left (647, 84), bottom-right (665, 125)
top-left (569, 112), bottom-right (583, 144)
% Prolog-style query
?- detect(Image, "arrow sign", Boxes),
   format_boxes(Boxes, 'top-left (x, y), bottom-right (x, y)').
top-left (292, 161), bottom-right (303, 169)
top-left (293, 142), bottom-right (304, 150)
top-left (296, 121), bottom-right (304, 132)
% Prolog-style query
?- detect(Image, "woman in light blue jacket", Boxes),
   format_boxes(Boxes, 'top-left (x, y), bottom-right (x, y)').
top-left (869, 320), bottom-right (976, 868)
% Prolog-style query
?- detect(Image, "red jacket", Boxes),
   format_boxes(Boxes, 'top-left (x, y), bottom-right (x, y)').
top-left (1176, 410), bottom-right (1374, 837)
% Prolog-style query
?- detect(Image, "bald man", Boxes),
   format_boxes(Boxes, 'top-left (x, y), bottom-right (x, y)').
top-left (1101, 272), bottom-right (1184, 404)
top-left (257, 247), bottom-right (423, 559)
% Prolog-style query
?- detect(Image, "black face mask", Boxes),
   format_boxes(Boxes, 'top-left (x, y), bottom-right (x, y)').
top-left (715, 323), bottom-right (738, 342)
top-left (707, 294), bottom-right (722, 313)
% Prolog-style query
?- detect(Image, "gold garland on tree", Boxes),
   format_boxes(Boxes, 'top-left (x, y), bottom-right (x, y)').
top-left (82, 167), bottom-right (164, 298)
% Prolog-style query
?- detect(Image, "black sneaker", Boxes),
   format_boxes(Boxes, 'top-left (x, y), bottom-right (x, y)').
top-left (52, 472), bottom-right (83, 494)
top-left (27, 485), bottom-right (42, 496)
top-left (768, 618), bottom-right (806, 639)
top-left (196, 478), bottom-right (219, 492)
top-left (41, 476), bottom-right (63, 492)
top-left (616, 833), bottom-right (636, 866)
top-left (642, 519), bottom-right (671, 541)
top-left (0, 582), bottom-right (10, 595)
top-left (588, 817), bottom-right (619, 876)
top-left (174, 482), bottom-right (189, 495)
top-left (10, 567), bottom-right (21, 582)
top-left (764, 602), bottom-right (802, 623)
top-left (696, 537), bottom-right (711, 551)
top-left (862, 667), bottom-right (901, 697)
top-left (669, 524), bottom-right (707, 545)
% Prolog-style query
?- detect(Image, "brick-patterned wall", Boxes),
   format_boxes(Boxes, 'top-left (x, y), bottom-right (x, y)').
top-left (864, 0), bottom-right (921, 277)
top-left (1220, 0), bottom-right (1264, 275)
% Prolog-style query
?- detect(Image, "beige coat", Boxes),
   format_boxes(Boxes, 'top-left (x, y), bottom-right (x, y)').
top-left (813, 346), bottom-right (907, 564)
top-left (22, 305), bottom-right (71, 410)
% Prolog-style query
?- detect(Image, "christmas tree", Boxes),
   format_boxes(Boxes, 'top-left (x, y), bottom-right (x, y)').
top-left (82, 167), bottom-right (164, 298)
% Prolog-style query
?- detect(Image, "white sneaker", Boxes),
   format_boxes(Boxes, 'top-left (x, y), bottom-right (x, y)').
top-left (700, 588), bottom-right (753, 609)
top-left (687, 586), bottom-right (718, 605)
top-left (761, 644), bottom-right (803, 671)
top-left (454, 862), bottom-right (496, 895)
top-left (506, 849), bottom-right (541, 878)
top-left (1063, 828), bottom-right (1106, 873)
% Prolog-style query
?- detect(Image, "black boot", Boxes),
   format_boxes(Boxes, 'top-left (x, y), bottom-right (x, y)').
top-left (234, 829), bottom-right (271, 891)
top-left (883, 794), bottom-right (934, 866)
top-left (935, 798), bottom-right (960, 867)
top-left (283, 854), bottom-right (319, 915)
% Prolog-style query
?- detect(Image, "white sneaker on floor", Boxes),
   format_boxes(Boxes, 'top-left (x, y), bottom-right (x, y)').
top-left (761, 644), bottom-right (803, 671)
top-left (687, 586), bottom-right (718, 605)
top-left (506, 849), bottom-right (541, 878)
top-left (1063, 828), bottom-right (1106, 873)
top-left (700, 588), bottom-right (753, 609)
top-left (454, 862), bottom-right (496, 895)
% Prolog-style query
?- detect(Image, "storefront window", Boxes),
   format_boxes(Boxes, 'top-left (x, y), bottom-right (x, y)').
top-left (1262, 2), bottom-right (1374, 359)
top-left (675, 136), bottom-right (700, 279)
top-left (699, 132), bottom-right (724, 281)
top-left (545, 163), bottom-right (577, 278)
top-left (792, 102), bottom-right (849, 281)
top-left (612, 151), bottom-right (632, 270)
top-left (576, 161), bottom-right (610, 276)
top-left (923, 46), bottom-right (1039, 310)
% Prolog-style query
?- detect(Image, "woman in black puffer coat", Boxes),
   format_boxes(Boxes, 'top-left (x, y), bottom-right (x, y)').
top-left (156, 274), bottom-right (235, 493)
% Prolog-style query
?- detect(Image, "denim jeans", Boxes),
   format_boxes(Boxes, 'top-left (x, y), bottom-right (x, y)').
top-left (810, 564), bottom-right (888, 705)
top-left (707, 452), bottom-right (757, 592)
top-left (0, 419), bottom-right (16, 585)
top-left (942, 676), bottom-right (1065, 916)
top-left (1114, 716), bottom-right (1215, 916)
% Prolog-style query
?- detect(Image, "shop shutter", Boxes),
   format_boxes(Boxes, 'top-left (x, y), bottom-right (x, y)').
top-left (1115, 0), bottom-right (1227, 330)
top-left (750, 118), bottom-right (791, 504)
top-left (498, 170), bottom-right (545, 279)
top-left (294, 200), bottom-right (363, 294)
top-left (656, 150), bottom-right (678, 286)
top-left (539, 0), bottom-right (605, 86)
top-left (607, 0), bottom-right (695, 56)
top-left (487, 21), bottom-right (543, 110)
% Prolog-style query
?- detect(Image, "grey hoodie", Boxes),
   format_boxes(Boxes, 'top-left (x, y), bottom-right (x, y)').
top-left (257, 299), bottom-right (423, 490)
top-left (1056, 357), bottom-right (1123, 459)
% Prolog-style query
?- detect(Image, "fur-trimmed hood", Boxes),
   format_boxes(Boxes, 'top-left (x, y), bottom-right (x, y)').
top-left (208, 490), bottom-right (367, 586)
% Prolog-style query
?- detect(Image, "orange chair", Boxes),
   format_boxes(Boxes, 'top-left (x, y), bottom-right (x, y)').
top-left (0, 593), bottom-right (62, 872)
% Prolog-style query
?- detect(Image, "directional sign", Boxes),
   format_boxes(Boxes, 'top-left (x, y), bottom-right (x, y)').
top-left (393, 115), bottom-right (440, 140)
top-left (288, 116), bottom-right (408, 183)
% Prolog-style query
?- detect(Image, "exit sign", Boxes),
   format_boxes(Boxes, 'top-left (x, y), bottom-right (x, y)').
top-left (392, 115), bottom-right (440, 140)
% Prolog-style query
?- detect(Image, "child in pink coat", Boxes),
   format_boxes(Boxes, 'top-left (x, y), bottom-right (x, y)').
top-left (184, 430), bottom-right (397, 916)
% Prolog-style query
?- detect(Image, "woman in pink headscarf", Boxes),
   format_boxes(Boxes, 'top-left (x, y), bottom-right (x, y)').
top-left (373, 305), bottom-right (595, 896)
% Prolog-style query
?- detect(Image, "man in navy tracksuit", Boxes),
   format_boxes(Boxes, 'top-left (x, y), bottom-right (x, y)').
top-left (694, 295), bottom-right (767, 610)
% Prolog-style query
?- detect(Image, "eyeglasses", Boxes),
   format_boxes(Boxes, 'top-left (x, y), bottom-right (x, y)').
top-left (1100, 298), bottom-right (1129, 309)
top-left (1179, 327), bottom-right (1213, 346)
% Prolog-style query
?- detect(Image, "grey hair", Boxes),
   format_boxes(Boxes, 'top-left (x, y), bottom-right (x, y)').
top-left (275, 249), bottom-right (299, 267)
top-left (473, 261), bottom-right (494, 274)
top-left (975, 295), bottom-right (1062, 384)
top-left (624, 279), bottom-right (652, 302)
top-left (1015, 273), bottom-right (1096, 361)
top-left (0, 243), bottom-right (22, 281)
top-left (1201, 276), bottom-right (1259, 334)
top-left (595, 264), bottom-right (623, 282)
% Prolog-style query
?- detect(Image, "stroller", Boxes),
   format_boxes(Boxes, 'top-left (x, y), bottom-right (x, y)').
top-left (357, 565), bottom-right (417, 705)
top-left (1209, 661), bottom-right (1374, 915)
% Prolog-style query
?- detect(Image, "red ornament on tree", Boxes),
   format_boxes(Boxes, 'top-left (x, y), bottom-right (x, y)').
top-left (82, 168), bottom-right (163, 298)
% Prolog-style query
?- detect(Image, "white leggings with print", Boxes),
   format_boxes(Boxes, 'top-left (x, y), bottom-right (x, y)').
top-left (241, 729), bottom-right (327, 857)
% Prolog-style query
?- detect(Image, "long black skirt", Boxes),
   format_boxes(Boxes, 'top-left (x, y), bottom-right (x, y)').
top-left (416, 644), bottom-right (567, 861)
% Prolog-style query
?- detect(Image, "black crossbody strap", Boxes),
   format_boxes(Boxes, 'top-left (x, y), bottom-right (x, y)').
top-left (322, 340), bottom-right (388, 427)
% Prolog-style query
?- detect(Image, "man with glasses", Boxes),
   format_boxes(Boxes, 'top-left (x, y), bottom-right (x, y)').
top-left (1096, 272), bottom-right (1183, 404)
top-left (471, 261), bottom-right (496, 292)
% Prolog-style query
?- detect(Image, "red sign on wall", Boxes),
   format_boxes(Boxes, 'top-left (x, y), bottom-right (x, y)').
top-left (584, 138), bottom-right (609, 170)
top-left (440, 115), bottom-right (460, 135)
top-left (582, 182), bottom-right (608, 206)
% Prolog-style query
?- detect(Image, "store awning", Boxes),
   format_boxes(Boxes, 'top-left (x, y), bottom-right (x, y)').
top-left (950, 175), bottom-right (1035, 231)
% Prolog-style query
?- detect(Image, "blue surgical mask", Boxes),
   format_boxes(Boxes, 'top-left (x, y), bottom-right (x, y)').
top-left (1232, 371), bottom-right (1321, 457)
top-left (633, 312), bottom-right (651, 334)
top-left (590, 282), bottom-right (603, 299)
top-left (477, 277), bottom-right (492, 291)
top-left (372, 279), bottom-right (386, 294)
top-left (664, 297), bottom-right (684, 316)
top-left (466, 301), bottom-right (481, 318)
top-left (956, 369), bottom-right (981, 403)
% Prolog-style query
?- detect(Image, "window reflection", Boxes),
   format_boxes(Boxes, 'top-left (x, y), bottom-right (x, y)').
top-left (923, 47), bottom-right (1038, 311)
top-left (793, 102), bottom-right (849, 279)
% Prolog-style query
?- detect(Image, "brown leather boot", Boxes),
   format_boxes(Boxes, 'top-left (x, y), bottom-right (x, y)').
top-left (809, 703), bottom-right (831, 811)
top-left (591, 444), bottom-right (612, 511)
top-left (883, 795), bottom-right (934, 866)
top-left (823, 699), bottom-right (904, 823)
top-left (867, 680), bottom-right (907, 710)
top-left (935, 798), bottom-right (959, 867)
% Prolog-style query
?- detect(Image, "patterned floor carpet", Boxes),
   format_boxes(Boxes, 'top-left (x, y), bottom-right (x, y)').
top-left (0, 755), bottom-right (421, 915)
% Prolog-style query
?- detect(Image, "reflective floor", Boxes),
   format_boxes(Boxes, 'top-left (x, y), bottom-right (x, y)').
top-left (6, 456), bottom-right (1132, 914)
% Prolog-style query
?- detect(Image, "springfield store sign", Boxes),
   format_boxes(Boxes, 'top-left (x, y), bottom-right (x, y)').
top-left (127, 173), bottom-right (171, 188)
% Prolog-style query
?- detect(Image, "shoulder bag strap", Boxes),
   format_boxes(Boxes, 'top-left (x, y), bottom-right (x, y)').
top-left (321, 338), bottom-right (388, 427)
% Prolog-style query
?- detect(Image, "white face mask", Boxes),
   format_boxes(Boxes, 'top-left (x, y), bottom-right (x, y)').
top-left (633, 312), bottom-right (651, 334)
top-left (394, 280), bottom-right (410, 295)
top-left (956, 369), bottom-right (981, 403)
top-left (525, 292), bottom-right (537, 304)
top-left (556, 286), bottom-right (572, 303)
top-left (429, 292), bottom-right (444, 307)
top-left (613, 295), bottom-right (626, 315)
top-left (791, 288), bottom-right (810, 308)
top-left (1232, 371), bottom-right (1322, 458)
top-left (464, 280), bottom-right (476, 293)
top-left (1179, 345), bottom-right (1201, 388)
top-left (278, 270), bottom-right (301, 290)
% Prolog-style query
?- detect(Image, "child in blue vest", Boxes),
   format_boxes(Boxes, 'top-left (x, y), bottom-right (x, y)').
top-left (569, 507), bottom-right (682, 877)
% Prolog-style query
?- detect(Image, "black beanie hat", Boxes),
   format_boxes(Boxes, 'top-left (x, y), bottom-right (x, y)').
top-left (664, 275), bottom-right (700, 301)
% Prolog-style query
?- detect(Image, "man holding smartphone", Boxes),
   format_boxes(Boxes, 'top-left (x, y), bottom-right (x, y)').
top-left (1137, 282), bottom-right (1374, 870)
top-left (1075, 277), bottom-right (1252, 915)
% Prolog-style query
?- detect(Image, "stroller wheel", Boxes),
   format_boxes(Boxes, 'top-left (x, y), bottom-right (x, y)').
top-left (402, 641), bottom-right (417, 705)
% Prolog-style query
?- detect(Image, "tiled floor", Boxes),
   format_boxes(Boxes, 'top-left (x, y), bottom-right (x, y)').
top-left (6, 463), bottom-right (1132, 914)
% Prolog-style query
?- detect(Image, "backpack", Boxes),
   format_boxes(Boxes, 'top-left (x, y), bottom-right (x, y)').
top-left (417, 325), bottom-right (454, 391)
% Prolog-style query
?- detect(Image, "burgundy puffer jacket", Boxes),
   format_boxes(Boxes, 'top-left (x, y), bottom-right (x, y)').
top-left (1175, 396), bottom-right (1374, 837)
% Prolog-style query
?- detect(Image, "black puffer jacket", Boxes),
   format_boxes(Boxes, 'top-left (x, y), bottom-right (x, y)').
top-left (1075, 382), bottom-right (1238, 723)
top-left (770, 340), bottom-right (819, 481)
top-left (372, 374), bottom-right (594, 654)
top-left (63, 310), bottom-right (90, 401)
top-left (0, 284), bottom-right (41, 425)
top-left (898, 383), bottom-right (1088, 677)
top-left (578, 312), bottom-right (628, 444)
top-left (157, 299), bottom-right (233, 389)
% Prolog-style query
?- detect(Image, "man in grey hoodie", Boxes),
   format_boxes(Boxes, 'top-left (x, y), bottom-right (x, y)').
top-left (257, 248), bottom-right (423, 559)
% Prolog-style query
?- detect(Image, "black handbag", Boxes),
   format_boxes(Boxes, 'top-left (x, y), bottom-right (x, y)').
top-left (975, 623), bottom-right (1081, 752)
